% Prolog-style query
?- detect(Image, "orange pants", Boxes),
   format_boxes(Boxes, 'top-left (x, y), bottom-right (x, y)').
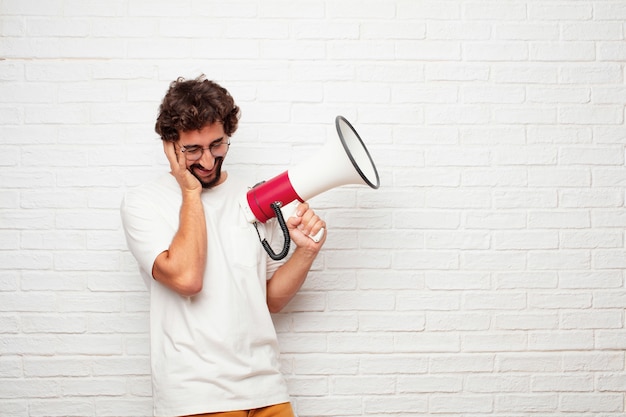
top-left (185, 402), bottom-right (294, 417)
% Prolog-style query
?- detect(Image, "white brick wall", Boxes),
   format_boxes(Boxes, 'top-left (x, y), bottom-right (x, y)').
top-left (1, 0), bottom-right (625, 416)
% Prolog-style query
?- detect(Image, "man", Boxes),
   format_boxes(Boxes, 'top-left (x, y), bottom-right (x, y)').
top-left (121, 75), bottom-right (326, 417)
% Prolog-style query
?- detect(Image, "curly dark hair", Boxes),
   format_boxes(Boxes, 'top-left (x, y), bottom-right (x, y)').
top-left (155, 75), bottom-right (240, 142)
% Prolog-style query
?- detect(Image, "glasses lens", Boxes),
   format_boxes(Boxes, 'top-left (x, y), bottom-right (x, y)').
top-left (183, 147), bottom-right (202, 161)
top-left (211, 142), bottom-right (229, 157)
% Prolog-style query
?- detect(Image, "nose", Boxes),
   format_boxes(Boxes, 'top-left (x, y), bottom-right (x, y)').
top-left (198, 149), bottom-right (216, 168)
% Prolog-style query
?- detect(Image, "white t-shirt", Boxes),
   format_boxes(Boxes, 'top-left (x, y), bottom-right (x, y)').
top-left (121, 173), bottom-right (290, 417)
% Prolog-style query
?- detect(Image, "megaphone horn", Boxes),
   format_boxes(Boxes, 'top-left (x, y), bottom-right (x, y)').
top-left (242, 116), bottom-right (380, 224)
top-left (241, 115), bottom-right (380, 260)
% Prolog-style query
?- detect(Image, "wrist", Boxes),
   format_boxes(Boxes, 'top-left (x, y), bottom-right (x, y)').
top-left (292, 245), bottom-right (319, 261)
top-left (181, 188), bottom-right (202, 201)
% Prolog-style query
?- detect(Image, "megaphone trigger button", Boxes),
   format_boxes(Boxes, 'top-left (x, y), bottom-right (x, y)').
top-left (309, 227), bottom-right (325, 243)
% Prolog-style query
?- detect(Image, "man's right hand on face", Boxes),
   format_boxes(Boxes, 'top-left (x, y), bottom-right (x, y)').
top-left (163, 140), bottom-right (202, 197)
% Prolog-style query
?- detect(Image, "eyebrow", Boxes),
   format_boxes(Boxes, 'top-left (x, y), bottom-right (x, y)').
top-left (183, 137), bottom-right (225, 148)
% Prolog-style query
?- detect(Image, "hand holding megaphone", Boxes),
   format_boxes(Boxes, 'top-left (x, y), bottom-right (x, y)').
top-left (281, 201), bottom-right (326, 243)
top-left (242, 116), bottom-right (380, 260)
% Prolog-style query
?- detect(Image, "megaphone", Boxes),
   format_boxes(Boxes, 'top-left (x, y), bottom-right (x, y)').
top-left (241, 115), bottom-right (380, 260)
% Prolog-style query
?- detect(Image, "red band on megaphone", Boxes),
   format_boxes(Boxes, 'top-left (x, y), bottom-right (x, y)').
top-left (246, 171), bottom-right (303, 223)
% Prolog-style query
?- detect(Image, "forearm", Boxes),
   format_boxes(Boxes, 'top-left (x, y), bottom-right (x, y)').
top-left (266, 246), bottom-right (318, 313)
top-left (152, 192), bottom-right (207, 296)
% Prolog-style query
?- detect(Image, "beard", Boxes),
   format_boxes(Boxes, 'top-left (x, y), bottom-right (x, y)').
top-left (189, 157), bottom-right (225, 189)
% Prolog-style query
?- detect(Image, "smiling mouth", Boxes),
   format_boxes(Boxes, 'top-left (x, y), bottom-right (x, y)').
top-left (193, 165), bottom-right (213, 175)
top-left (189, 157), bottom-right (224, 189)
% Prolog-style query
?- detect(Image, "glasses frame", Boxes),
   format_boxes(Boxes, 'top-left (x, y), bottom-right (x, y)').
top-left (178, 139), bottom-right (231, 161)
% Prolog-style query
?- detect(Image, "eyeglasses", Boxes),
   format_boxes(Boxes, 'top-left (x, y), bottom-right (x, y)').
top-left (178, 140), bottom-right (230, 161)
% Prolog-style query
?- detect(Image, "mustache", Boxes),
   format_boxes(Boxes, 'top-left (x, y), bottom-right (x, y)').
top-left (190, 157), bottom-right (224, 171)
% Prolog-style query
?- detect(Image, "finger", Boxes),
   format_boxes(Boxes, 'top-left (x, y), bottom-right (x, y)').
top-left (299, 211), bottom-right (321, 236)
top-left (308, 218), bottom-right (325, 237)
top-left (299, 215), bottom-right (326, 244)
top-left (286, 212), bottom-right (302, 230)
top-left (287, 203), bottom-right (307, 228)
top-left (295, 202), bottom-right (309, 217)
top-left (176, 144), bottom-right (187, 171)
top-left (163, 141), bottom-right (178, 171)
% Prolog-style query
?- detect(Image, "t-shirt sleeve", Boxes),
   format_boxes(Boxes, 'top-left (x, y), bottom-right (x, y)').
top-left (120, 190), bottom-right (174, 281)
